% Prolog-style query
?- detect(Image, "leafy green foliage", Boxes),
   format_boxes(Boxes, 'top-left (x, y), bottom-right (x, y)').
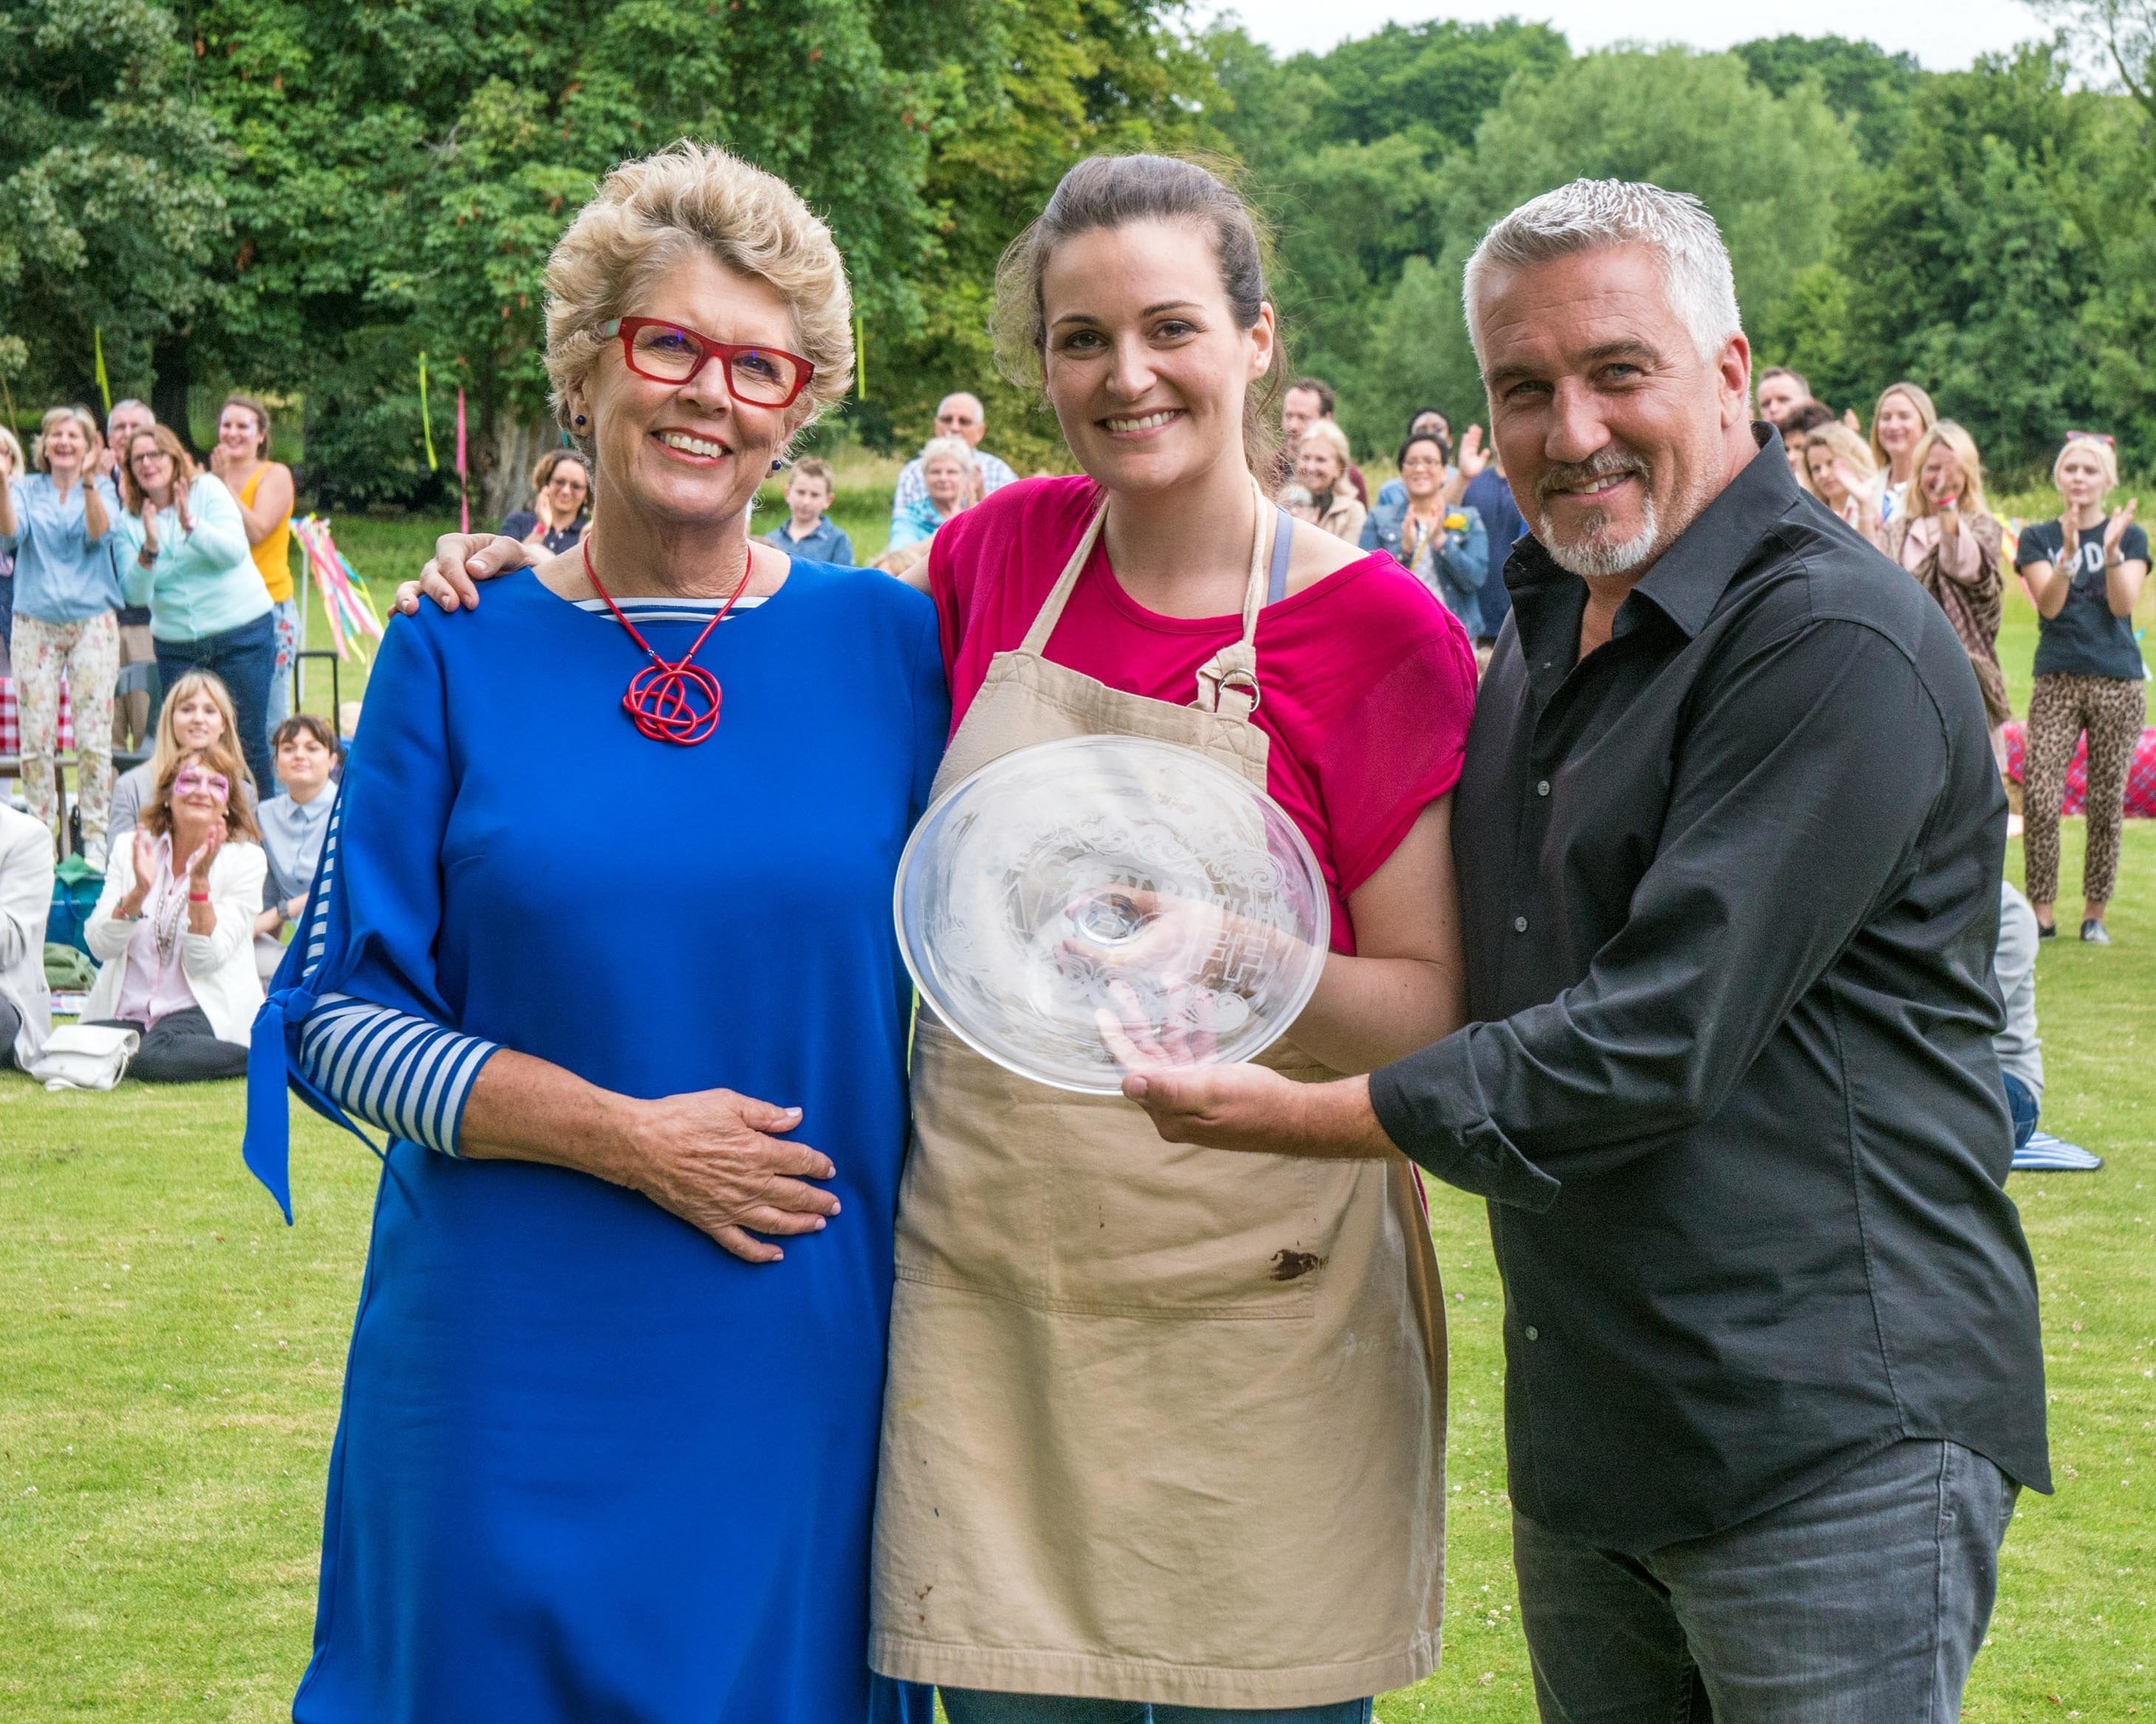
top-left (1733, 33), bottom-right (1921, 164)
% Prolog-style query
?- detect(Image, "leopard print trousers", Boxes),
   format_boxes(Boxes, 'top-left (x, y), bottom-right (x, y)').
top-left (2022, 672), bottom-right (2147, 909)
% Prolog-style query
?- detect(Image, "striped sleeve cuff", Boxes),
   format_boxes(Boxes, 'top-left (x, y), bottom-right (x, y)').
top-left (296, 993), bottom-right (497, 1157)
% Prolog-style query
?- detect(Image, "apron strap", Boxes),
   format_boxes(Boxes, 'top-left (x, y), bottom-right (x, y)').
top-left (1017, 491), bottom-right (1111, 656)
top-left (1194, 477), bottom-right (1277, 723)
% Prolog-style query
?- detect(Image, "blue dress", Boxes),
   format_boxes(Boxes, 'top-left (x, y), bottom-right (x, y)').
top-left (242, 562), bottom-right (947, 1723)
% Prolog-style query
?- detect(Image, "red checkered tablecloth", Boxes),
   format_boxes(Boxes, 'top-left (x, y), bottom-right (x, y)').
top-left (2004, 720), bottom-right (2156, 818)
top-left (0, 677), bottom-right (76, 755)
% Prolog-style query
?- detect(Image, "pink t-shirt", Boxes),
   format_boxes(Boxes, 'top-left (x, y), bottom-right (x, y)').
top-left (929, 477), bottom-right (1479, 954)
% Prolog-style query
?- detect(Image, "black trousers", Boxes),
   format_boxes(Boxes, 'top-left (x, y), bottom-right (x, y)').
top-left (87, 1008), bottom-right (250, 1083)
top-left (0, 995), bottom-right (19, 1068)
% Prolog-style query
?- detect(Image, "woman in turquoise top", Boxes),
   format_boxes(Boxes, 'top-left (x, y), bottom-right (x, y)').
top-left (114, 425), bottom-right (277, 794)
top-left (0, 404), bottom-right (123, 855)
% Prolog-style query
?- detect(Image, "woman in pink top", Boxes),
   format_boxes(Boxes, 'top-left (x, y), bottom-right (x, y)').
top-left (407, 152), bottom-right (1476, 1722)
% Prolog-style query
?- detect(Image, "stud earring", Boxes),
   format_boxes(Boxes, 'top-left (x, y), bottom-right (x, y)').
top-left (573, 413), bottom-right (588, 428)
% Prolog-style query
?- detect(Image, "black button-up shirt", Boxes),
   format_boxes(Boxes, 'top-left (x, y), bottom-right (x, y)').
top-left (1371, 430), bottom-right (2050, 1554)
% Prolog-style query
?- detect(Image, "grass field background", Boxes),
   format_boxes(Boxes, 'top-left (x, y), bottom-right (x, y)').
top-left (2, 498), bottom-right (2152, 1719)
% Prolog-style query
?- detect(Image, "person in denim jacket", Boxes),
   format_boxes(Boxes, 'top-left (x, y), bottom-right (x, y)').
top-left (1361, 431), bottom-right (1490, 636)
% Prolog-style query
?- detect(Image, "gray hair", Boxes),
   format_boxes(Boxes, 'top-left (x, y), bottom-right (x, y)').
top-left (1463, 179), bottom-right (1742, 372)
top-left (919, 435), bottom-right (976, 471)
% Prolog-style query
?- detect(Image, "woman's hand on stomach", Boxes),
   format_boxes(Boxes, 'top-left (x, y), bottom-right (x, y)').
top-left (457, 1049), bottom-right (840, 1264)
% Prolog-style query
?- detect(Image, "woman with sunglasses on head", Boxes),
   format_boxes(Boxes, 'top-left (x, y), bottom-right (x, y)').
top-left (114, 426), bottom-right (279, 794)
top-left (416, 150), bottom-right (1471, 1724)
top-left (108, 670), bottom-right (261, 841)
top-left (2016, 432), bottom-right (2148, 945)
top-left (81, 740), bottom-right (265, 1083)
top-left (245, 142), bottom-right (941, 1724)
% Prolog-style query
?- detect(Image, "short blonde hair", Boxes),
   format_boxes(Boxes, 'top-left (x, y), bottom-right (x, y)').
top-left (2053, 433), bottom-right (2120, 494)
top-left (32, 405), bottom-right (97, 473)
top-left (1297, 417), bottom-right (1352, 470)
top-left (0, 425), bottom-right (22, 479)
top-left (1902, 420), bottom-right (1989, 521)
top-left (544, 141), bottom-right (854, 446)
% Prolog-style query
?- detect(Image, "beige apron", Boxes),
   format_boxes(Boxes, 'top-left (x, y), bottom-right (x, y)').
top-left (871, 487), bottom-right (1447, 1708)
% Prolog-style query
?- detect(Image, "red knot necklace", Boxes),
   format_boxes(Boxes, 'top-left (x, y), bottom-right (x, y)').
top-left (580, 535), bottom-right (754, 745)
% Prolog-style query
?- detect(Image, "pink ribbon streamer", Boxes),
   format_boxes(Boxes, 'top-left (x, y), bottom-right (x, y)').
top-left (455, 387), bottom-right (469, 534)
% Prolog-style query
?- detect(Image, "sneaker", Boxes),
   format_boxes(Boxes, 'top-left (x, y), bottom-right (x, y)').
top-left (2037, 921), bottom-right (2057, 940)
top-left (2081, 919), bottom-right (2111, 945)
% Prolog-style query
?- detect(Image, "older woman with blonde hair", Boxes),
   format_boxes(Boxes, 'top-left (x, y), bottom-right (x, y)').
top-left (0, 405), bottom-right (121, 859)
top-left (1882, 420), bottom-right (2010, 760)
top-left (887, 433), bottom-right (978, 548)
top-left (1294, 415), bottom-right (1367, 544)
top-left (244, 140), bottom-right (944, 1723)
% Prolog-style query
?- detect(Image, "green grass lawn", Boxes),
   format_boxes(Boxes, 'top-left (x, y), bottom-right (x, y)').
top-left (3, 499), bottom-right (2151, 1719)
top-left (3, 822), bottom-right (2150, 1720)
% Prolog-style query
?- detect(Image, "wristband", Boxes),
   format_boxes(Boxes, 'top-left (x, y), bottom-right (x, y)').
top-left (188, 890), bottom-right (211, 902)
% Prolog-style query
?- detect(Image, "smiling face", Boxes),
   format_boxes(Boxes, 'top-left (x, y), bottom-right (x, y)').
top-left (542, 457), bottom-right (590, 519)
top-left (41, 415), bottom-right (88, 474)
top-left (1755, 372), bottom-right (1806, 426)
top-left (1476, 243), bottom-right (1752, 583)
top-left (219, 403), bottom-right (265, 462)
top-left (1918, 442), bottom-right (1964, 508)
top-left (935, 394), bottom-right (985, 447)
top-left (1399, 439), bottom-right (1448, 502)
top-left (923, 453), bottom-right (970, 509)
top-left (1294, 438), bottom-right (1342, 495)
top-left (168, 687), bottom-right (227, 752)
top-left (275, 729), bottom-right (333, 798)
top-left (1040, 218), bottom-right (1273, 499)
top-left (572, 250), bottom-right (804, 530)
top-left (1804, 441), bottom-right (1845, 504)
top-left (169, 757), bottom-right (231, 822)
top-left (1874, 391), bottom-right (1924, 458)
top-left (2057, 446), bottom-right (2109, 511)
top-left (128, 434), bottom-right (177, 502)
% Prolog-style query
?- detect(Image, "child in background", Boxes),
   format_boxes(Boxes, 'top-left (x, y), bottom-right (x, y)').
top-left (762, 457), bottom-right (855, 566)
top-left (1994, 878), bottom-right (2102, 1172)
top-left (253, 713), bottom-right (338, 980)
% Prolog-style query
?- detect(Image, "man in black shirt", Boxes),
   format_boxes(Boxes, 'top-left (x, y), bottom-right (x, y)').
top-left (1120, 180), bottom-right (2048, 1717)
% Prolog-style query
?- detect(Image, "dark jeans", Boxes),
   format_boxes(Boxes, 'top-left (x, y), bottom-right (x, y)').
top-left (0, 995), bottom-right (18, 1067)
top-left (2002, 1073), bottom-right (2040, 1151)
top-left (1512, 1438), bottom-right (2018, 1723)
top-left (154, 609), bottom-right (276, 794)
top-left (87, 1007), bottom-right (249, 1083)
top-left (940, 1695), bottom-right (1373, 1723)
top-left (0, 570), bottom-right (14, 666)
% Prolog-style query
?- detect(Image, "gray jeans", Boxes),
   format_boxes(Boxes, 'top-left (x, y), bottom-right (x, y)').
top-left (1513, 1439), bottom-right (2019, 1723)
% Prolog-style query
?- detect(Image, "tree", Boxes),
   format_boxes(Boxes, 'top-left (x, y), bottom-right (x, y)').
top-left (1341, 48), bottom-right (1857, 452)
top-left (1835, 44), bottom-right (2112, 469)
top-left (0, 0), bottom-right (228, 426)
top-left (1733, 33), bottom-right (1921, 164)
top-left (2035, 0), bottom-right (2156, 123)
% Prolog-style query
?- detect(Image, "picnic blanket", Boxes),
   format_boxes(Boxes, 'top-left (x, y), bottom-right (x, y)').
top-left (0, 675), bottom-right (76, 754)
top-left (2003, 721), bottom-right (2156, 818)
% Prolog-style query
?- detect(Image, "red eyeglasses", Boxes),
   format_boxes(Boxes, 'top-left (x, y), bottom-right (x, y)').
top-left (602, 317), bottom-right (815, 409)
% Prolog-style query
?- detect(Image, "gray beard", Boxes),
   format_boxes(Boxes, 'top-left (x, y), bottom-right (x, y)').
top-left (1538, 496), bottom-right (1663, 581)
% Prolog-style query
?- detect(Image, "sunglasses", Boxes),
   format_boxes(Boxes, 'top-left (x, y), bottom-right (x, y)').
top-left (602, 317), bottom-right (815, 409)
top-left (173, 766), bottom-right (231, 800)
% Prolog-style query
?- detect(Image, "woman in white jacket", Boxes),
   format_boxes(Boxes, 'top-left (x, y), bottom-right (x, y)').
top-left (83, 739), bottom-right (265, 1081)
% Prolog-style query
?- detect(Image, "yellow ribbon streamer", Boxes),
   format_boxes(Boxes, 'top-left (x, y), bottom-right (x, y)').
top-left (418, 352), bottom-right (439, 471)
top-left (856, 314), bottom-right (866, 400)
top-left (93, 327), bottom-right (112, 417)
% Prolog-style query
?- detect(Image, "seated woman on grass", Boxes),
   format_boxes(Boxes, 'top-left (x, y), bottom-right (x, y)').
top-left (886, 434), bottom-right (977, 549)
top-left (82, 740), bottom-right (265, 1083)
